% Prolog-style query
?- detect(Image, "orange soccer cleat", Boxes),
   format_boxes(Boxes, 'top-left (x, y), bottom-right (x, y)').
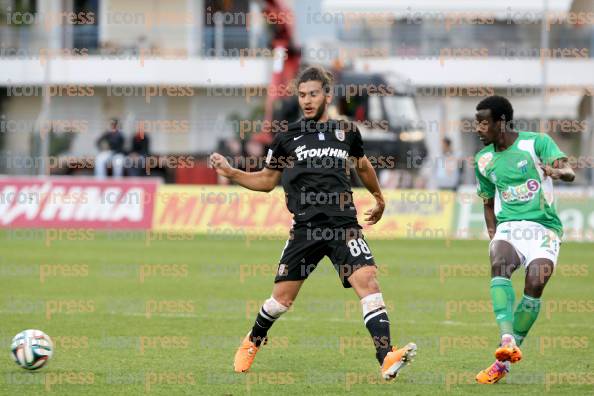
top-left (476, 360), bottom-right (509, 384)
top-left (495, 335), bottom-right (522, 363)
top-left (233, 332), bottom-right (265, 373)
top-left (381, 343), bottom-right (417, 380)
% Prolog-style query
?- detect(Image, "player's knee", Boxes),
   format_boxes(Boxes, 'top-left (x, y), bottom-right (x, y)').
top-left (524, 261), bottom-right (554, 298)
top-left (524, 280), bottom-right (545, 298)
top-left (524, 274), bottom-right (547, 298)
top-left (490, 254), bottom-right (511, 278)
top-left (350, 266), bottom-right (379, 292)
top-left (364, 269), bottom-right (379, 290)
top-left (263, 296), bottom-right (290, 317)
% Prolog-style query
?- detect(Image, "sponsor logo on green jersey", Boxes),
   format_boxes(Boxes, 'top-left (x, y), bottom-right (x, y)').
top-left (501, 179), bottom-right (540, 202)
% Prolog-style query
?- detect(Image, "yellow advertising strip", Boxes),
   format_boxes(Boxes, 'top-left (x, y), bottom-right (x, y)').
top-left (153, 186), bottom-right (291, 236)
top-left (152, 186), bottom-right (455, 239)
top-left (362, 189), bottom-right (455, 239)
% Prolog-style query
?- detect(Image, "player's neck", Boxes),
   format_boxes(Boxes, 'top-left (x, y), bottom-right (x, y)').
top-left (317, 113), bottom-right (329, 123)
top-left (302, 115), bottom-right (330, 124)
top-left (494, 130), bottom-right (518, 152)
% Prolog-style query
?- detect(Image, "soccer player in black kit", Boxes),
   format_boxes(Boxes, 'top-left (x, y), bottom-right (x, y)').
top-left (210, 66), bottom-right (417, 380)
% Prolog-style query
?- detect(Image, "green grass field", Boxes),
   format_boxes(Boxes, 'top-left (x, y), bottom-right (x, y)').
top-left (1, 231), bottom-right (593, 395)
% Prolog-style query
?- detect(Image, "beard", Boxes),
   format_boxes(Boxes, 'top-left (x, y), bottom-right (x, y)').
top-left (303, 100), bottom-right (326, 122)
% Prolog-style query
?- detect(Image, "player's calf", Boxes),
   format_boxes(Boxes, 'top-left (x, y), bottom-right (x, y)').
top-left (234, 296), bottom-right (289, 373)
top-left (507, 259), bottom-right (551, 348)
top-left (250, 296), bottom-right (289, 347)
top-left (488, 240), bottom-right (522, 342)
top-left (359, 292), bottom-right (392, 364)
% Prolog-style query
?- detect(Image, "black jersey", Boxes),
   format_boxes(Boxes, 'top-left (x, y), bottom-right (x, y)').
top-left (264, 119), bottom-right (365, 225)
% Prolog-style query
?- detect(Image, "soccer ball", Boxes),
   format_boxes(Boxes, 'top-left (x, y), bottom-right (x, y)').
top-left (11, 329), bottom-right (53, 370)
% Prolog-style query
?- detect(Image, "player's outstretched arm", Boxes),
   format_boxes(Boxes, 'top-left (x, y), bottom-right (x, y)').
top-left (541, 159), bottom-right (575, 182)
top-left (210, 152), bottom-right (281, 192)
top-left (482, 197), bottom-right (496, 239)
top-left (354, 155), bottom-right (385, 225)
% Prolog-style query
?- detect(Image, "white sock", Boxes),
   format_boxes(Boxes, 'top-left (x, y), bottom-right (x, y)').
top-left (501, 333), bottom-right (515, 346)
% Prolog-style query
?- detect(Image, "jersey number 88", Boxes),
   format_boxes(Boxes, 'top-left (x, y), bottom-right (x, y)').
top-left (348, 238), bottom-right (371, 257)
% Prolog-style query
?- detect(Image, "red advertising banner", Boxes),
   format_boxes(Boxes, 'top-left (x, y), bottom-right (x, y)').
top-left (0, 177), bottom-right (158, 229)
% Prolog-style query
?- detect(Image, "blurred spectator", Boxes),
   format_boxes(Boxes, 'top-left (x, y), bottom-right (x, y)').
top-left (215, 137), bottom-right (243, 185)
top-left (246, 136), bottom-right (266, 172)
top-left (95, 119), bottom-right (125, 178)
top-left (127, 126), bottom-right (151, 177)
top-left (433, 137), bottom-right (464, 191)
top-left (379, 169), bottom-right (414, 189)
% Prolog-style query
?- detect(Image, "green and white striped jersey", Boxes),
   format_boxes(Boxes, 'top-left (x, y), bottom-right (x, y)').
top-left (474, 132), bottom-right (567, 237)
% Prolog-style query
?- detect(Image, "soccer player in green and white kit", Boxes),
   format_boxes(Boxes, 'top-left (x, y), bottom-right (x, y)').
top-left (472, 96), bottom-right (575, 384)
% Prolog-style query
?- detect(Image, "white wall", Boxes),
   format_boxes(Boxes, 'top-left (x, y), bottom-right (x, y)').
top-left (100, 0), bottom-right (190, 51)
top-left (49, 94), bottom-right (105, 155)
top-left (354, 58), bottom-right (594, 88)
top-left (0, 57), bottom-right (272, 86)
top-left (3, 96), bottom-right (40, 158)
top-left (3, 57), bottom-right (594, 88)
top-left (323, 0), bottom-right (573, 17)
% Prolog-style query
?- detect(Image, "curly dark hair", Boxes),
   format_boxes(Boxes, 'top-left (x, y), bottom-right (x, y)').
top-left (476, 95), bottom-right (514, 128)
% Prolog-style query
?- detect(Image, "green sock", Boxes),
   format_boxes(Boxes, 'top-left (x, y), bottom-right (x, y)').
top-left (512, 294), bottom-right (541, 346)
top-left (490, 277), bottom-right (515, 336)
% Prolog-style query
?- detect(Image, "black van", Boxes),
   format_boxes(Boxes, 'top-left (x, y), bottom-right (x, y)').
top-left (333, 71), bottom-right (427, 170)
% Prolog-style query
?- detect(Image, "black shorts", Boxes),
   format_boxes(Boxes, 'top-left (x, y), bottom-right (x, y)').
top-left (274, 223), bottom-right (376, 288)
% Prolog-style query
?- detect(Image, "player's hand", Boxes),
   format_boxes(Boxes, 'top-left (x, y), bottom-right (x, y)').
top-left (540, 164), bottom-right (561, 180)
top-left (210, 152), bottom-right (235, 179)
top-left (364, 200), bottom-right (385, 225)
